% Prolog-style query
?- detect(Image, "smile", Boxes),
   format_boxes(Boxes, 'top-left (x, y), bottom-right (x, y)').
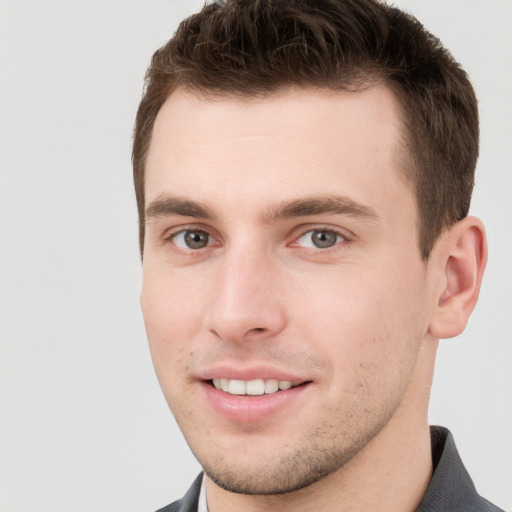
top-left (211, 378), bottom-right (302, 396)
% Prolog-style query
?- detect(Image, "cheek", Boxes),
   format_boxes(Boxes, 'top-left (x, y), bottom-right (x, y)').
top-left (142, 263), bottom-right (207, 331)
top-left (291, 263), bottom-right (428, 383)
top-left (140, 268), bottom-right (206, 384)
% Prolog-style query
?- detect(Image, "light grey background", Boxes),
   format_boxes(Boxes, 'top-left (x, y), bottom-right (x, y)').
top-left (0, 1), bottom-right (510, 511)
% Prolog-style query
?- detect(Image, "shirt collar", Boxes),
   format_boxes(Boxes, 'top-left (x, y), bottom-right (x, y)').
top-left (195, 426), bottom-right (500, 512)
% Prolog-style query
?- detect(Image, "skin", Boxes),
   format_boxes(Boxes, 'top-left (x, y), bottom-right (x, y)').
top-left (140, 86), bottom-right (486, 512)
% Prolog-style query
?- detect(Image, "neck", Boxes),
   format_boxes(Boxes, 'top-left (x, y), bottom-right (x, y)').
top-left (206, 338), bottom-right (437, 512)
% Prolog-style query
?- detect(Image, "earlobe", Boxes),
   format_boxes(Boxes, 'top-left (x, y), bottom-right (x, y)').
top-left (428, 216), bottom-right (487, 339)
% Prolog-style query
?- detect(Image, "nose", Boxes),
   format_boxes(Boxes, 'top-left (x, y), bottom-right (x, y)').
top-left (203, 246), bottom-right (287, 344)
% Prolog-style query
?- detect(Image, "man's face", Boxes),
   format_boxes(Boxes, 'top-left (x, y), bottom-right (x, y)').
top-left (141, 86), bottom-right (438, 494)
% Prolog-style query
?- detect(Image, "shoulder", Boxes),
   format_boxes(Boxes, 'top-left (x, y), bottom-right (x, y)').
top-left (417, 427), bottom-right (505, 512)
top-left (475, 498), bottom-right (507, 512)
top-left (155, 474), bottom-right (203, 512)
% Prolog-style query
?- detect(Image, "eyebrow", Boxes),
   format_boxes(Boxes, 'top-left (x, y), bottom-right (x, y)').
top-left (145, 196), bottom-right (217, 221)
top-left (264, 196), bottom-right (380, 223)
top-left (144, 194), bottom-right (380, 223)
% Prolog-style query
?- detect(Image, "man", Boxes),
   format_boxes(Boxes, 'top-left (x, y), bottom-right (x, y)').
top-left (132, 1), bottom-right (502, 511)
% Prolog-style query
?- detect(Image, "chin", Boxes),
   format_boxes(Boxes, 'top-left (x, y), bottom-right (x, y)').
top-left (194, 433), bottom-right (366, 496)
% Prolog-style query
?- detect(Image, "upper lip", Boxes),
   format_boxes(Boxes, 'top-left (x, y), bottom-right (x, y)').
top-left (196, 363), bottom-right (310, 383)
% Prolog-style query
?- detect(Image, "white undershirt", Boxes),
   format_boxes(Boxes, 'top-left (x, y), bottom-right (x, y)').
top-left (197, 474), bottom-right (208, 512)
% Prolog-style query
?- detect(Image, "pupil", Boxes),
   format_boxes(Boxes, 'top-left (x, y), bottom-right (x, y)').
top-left (313, 230), bottom-right (337, 248)
top-left (185, 231), bottom-right (208, 249)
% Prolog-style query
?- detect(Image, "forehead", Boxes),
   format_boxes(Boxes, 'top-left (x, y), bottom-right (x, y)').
top-left (144, 85), bottom-right (414, 224)
top-left (149, 85), bottom-right (405, 155)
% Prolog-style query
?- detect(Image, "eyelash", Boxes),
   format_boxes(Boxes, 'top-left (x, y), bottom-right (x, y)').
top-left (163, 225), bottom-right (352, 254)
top-left (163, 225), bottom-right (219, 254)
top-left (290, 228), bottom-right (349, 251)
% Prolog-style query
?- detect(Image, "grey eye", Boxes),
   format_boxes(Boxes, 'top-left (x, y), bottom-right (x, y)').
top-left (312, 230), bottom-right (339, 248)
top-left (297, 229), bottom-right (342, 249)
top-left (173, 230), bottom-right (211, 249)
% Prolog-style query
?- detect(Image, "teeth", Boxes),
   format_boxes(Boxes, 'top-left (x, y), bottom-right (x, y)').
top-left (246, 379), bottom-right (265, 395)
top-left (211, 378), bottom-right (299, 395)
top-left (228, 379), bottom-right (246, 395)
top-left (264, 379), bottom-right (279, 394)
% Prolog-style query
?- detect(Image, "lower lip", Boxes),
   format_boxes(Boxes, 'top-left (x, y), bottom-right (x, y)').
top-left (201, 381), bottom-right (311, 422)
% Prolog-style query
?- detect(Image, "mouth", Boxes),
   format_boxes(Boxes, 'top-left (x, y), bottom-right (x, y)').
top-left (201, 375), bottom-right (313, 422)
top-left (208, 378), bottom-right (308, 396)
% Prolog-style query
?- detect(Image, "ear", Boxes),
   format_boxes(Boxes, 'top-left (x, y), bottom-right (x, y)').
top-left (428, 216), bottom-right (487, 339)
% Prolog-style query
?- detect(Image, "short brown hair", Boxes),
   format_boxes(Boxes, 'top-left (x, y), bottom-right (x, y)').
top-left (132, 0), bottom-right (479, 259)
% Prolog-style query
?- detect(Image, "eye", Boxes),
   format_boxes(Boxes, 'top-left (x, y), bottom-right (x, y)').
top-left (171, 229), bottom-right (214, 250)
top-left (295, 229), bottom-right (345, 249)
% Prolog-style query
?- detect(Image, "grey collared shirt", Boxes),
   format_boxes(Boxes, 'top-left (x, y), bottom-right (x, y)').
top-left (156, 426), bottom-right (505, 512)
